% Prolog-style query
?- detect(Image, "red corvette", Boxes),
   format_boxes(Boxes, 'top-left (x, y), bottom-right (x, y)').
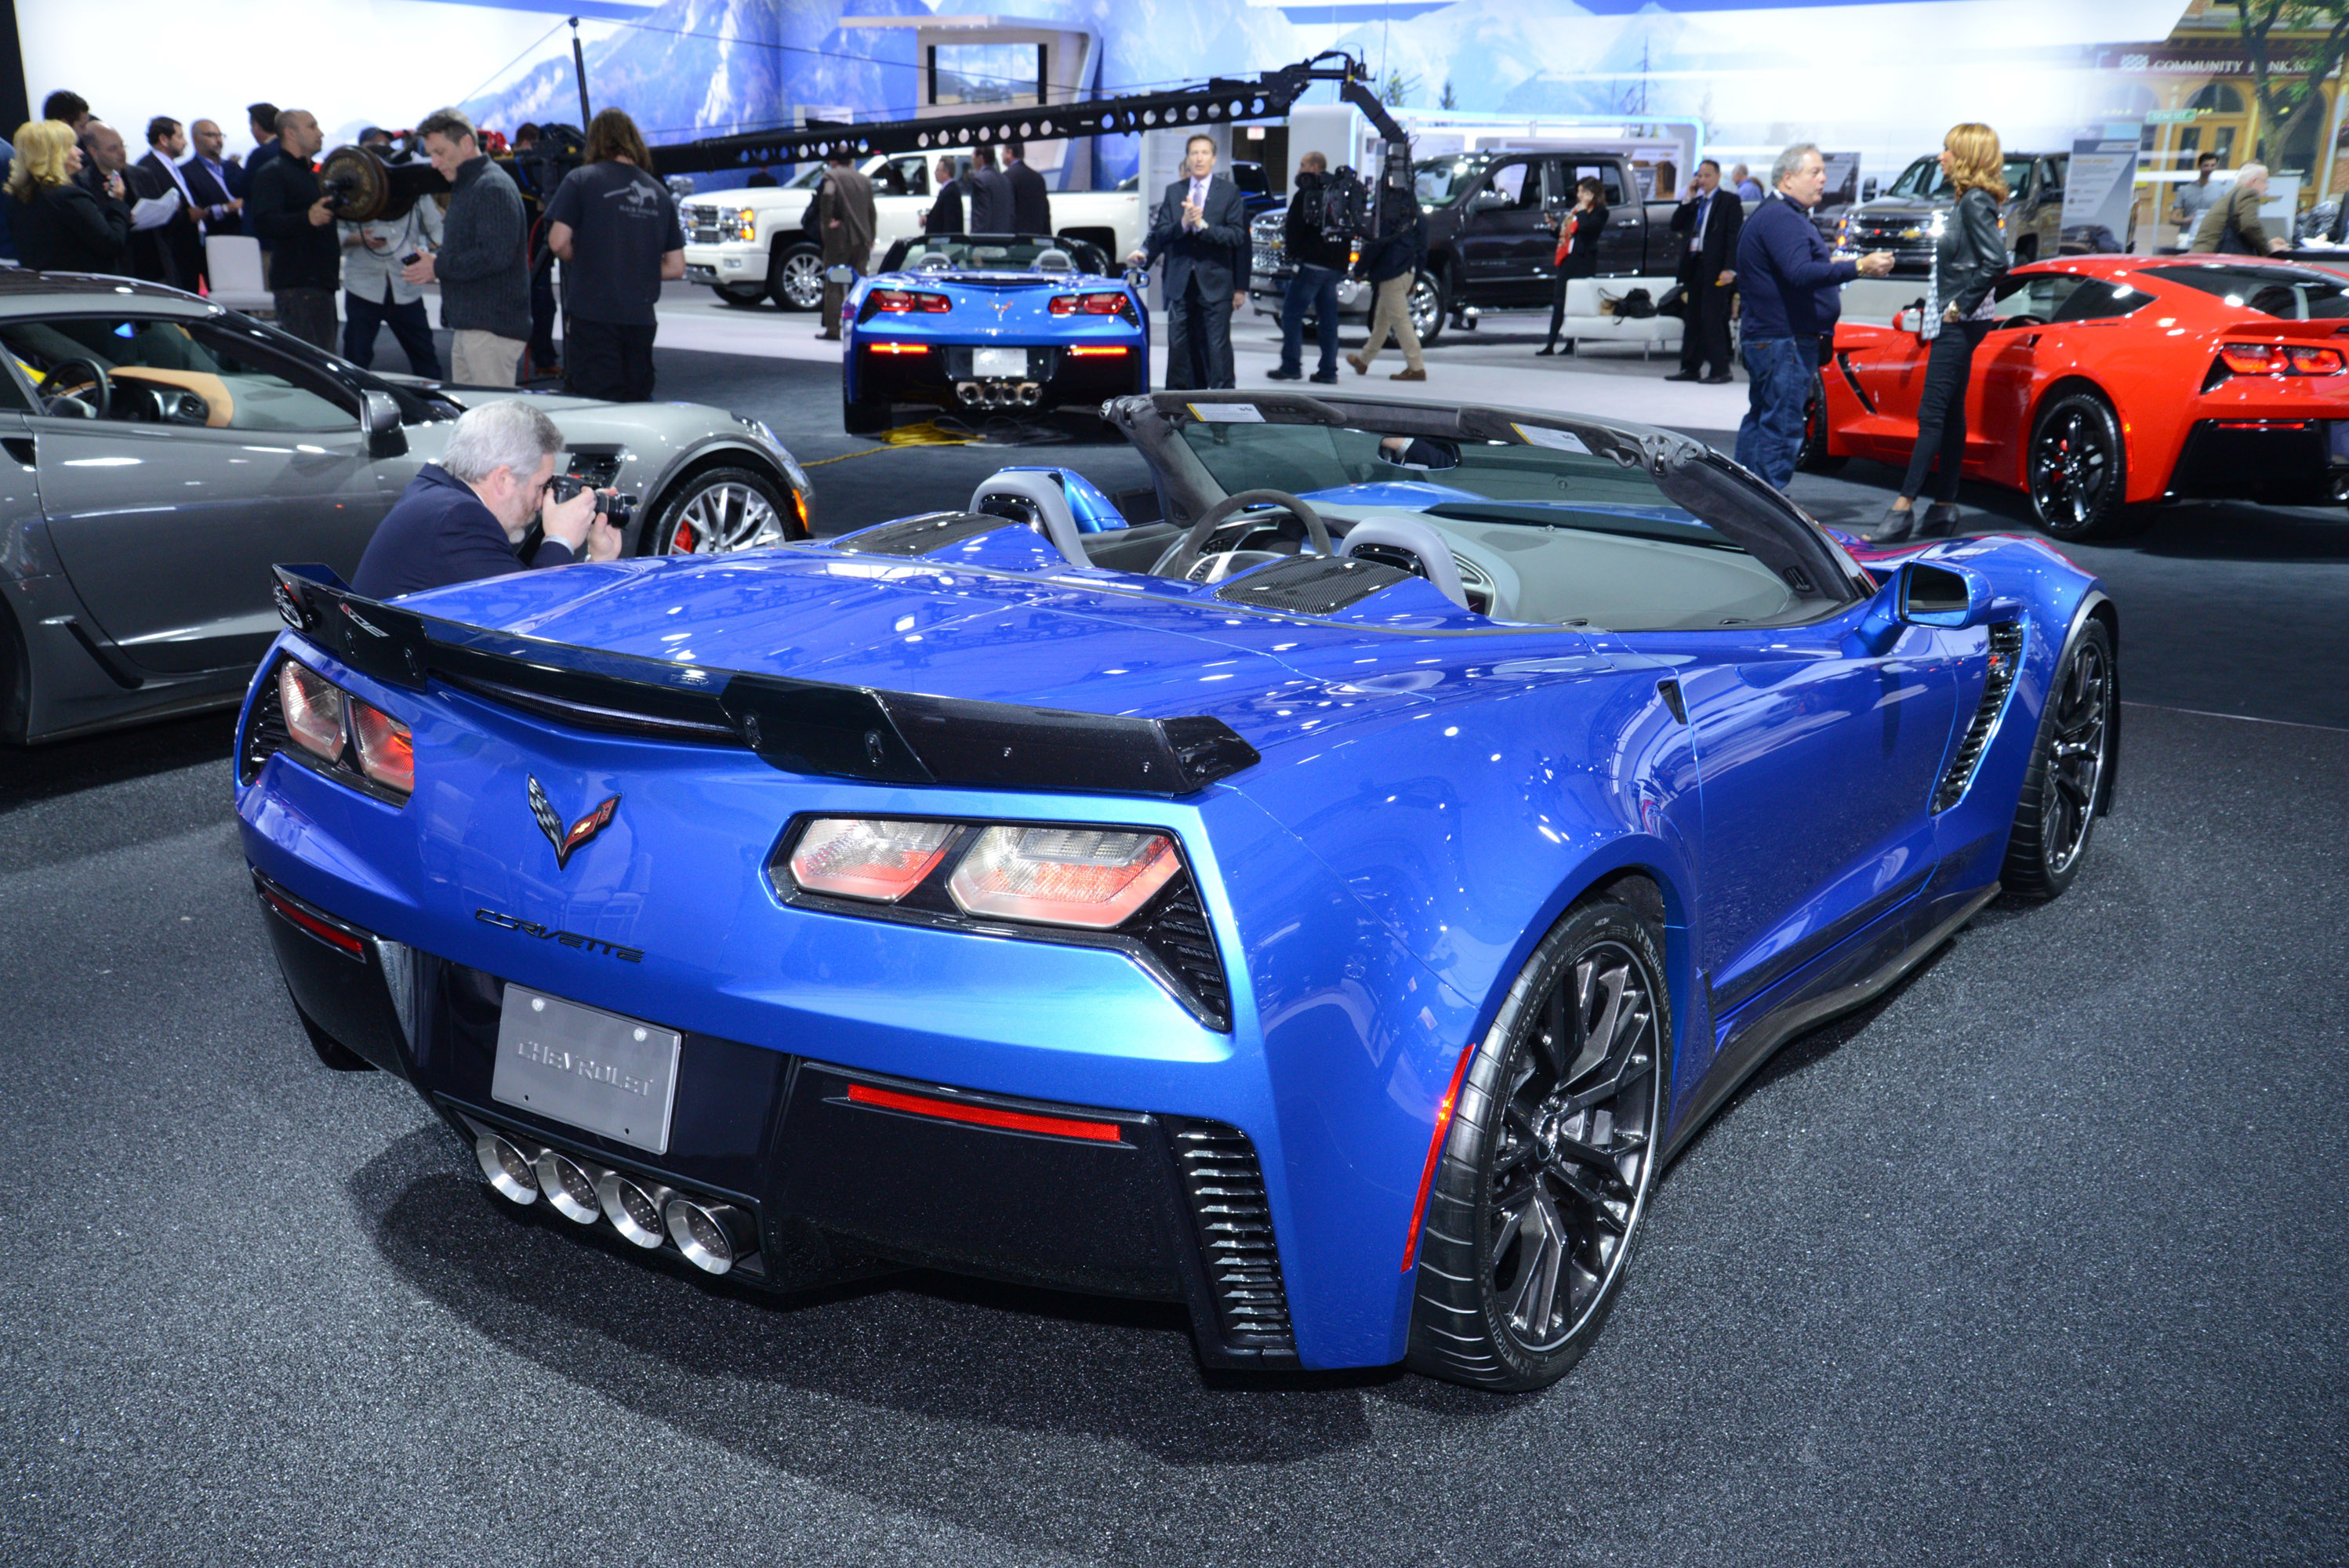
top-left (1808, 255), bottom-right (2349, 539)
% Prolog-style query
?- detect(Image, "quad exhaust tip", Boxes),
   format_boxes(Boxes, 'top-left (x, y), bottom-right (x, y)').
top-left (536, 1149), bottom-right (604, 1225)
top-left (475, 1133), bottom-right (539, 1206)
top-left (596, 1170), bottom-right (677, 1250)
top-left (665, 1197), bottom-right (754, 1275)
top-left (472, 1122), bottom-right (757, 1272)
top-left (954, 380), bottom-right (1044, 409)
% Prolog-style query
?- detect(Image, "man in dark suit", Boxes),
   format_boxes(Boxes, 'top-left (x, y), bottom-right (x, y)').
top-left (1003, 140), bottom-right (1051, 236)
top-left (138, 118), bottom-right (205, 292)
top-left (1668, 158), bottom-right (1742, 383)
top-left (182, 118), bottom-right (245, 237)
top-left (79, 122), bottom-right (182, 285)
top-left (1130, 134), bottom-right (1247, 390)
top-left (966, 145), bottom-right (1011, 233)
top-left (924, 156), bottom-right (964, 236)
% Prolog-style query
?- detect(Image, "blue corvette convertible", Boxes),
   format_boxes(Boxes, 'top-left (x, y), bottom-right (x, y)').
top-left (236, 392), bottom-right (2116, 1391)
top-left (834, 234), bottom-right (1149, 434)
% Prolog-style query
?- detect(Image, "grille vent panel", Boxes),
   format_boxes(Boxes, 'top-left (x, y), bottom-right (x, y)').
top-left (1168, 1120), bottom-right (1294, 1353)
top-left (1934, 620), bottom-right (2024, 812)
top-left (1214, 554), bottom-right (1409, 615)
top-left (1133, 880), bottom-right (1229, 1027)
top-left (833, 511), bottom-right (1011, 557)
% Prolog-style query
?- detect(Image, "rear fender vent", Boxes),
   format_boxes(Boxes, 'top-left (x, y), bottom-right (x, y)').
top-left (833, 511), bottom-right (1015, 557)
top-left (1214, 554), bottom-right (1409, 615)
top-left (1167, 1120), bottom-right (1295, 1356)
top-left (239, 659), bottom-right (292, 785)
top-left (1933, 620), bottom-right (2024, 812)
top-left (1133, 879), bottom-right (1230, 1026)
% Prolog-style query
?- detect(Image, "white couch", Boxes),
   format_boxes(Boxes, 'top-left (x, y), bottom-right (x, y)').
top-left (1554, 276), bottom-right (1684, 358)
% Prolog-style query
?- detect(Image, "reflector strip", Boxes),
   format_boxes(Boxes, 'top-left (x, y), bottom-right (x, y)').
top-left (866, 343), bottom-right (930, 354)
top-left (2214, 419), bottom-right (2311, 430)
top-left (1400, 1037), bottom-right (1483, 1272)
top-left (260, 885), bottom-right (367, 960)
top-left (1067, 346), bottom-right (1131, 357)
top-left (844, 1082), bottom-right (1124, 1142)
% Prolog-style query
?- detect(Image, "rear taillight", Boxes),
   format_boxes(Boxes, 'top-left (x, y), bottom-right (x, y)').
top-left (247, 655), bottom-right (413, 805)
top-left (2215, 342), bottom-right (2347, 377)
top-left (1049, 291), bottom-right (1139, 325)
top-left (280, 660), bottom-right (345, 760)
top-left (789, 818), bottom-right (958, 901)
top-left (870, 289), bottom-right (952, 314)
top-left (350, 700), bottom-right (414, 793)
top-left (946, 826), bottom-right (1178, 929)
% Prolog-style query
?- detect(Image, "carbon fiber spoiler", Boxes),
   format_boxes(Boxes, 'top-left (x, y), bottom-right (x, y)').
top-left (268, 564), bottom-right (1260, 797)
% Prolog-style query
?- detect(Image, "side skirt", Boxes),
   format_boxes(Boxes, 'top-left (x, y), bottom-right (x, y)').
top-left (1661, 882), bottom-right (1999, 1164)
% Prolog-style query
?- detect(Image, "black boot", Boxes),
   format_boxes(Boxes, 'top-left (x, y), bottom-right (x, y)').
top-left (1537, 342), bottom-right (1559, 356)
top-left (1920, 502), bottom-right (1962, 536)
top-left (1870, 503), bottom-right (1919, 544)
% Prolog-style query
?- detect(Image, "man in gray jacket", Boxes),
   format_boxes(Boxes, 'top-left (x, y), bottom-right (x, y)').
top-left (405, 107), bottom-right (532, 386)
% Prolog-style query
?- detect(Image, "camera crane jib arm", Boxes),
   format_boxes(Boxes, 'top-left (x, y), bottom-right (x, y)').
top-left (646, 49), bottom-right (1412, 184)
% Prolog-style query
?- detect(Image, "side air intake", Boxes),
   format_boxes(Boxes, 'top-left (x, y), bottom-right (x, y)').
top-left (1167, 1120), bottom-right (1295, 1356)
top-left (1933, 620), bottom-right (2024, 812)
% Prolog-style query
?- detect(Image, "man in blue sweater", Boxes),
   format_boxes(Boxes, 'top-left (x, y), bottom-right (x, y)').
top-left (352, 400), bottom-right (617, 600)
top-left (1733, 143), bottom-right (1893, 489)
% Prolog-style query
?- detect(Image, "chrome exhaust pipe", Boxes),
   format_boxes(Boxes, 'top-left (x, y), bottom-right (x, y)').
top-left (1015, 381), bottom-right (1040, 406)
top-left (956, 381), bottom-right (980, 405)
top-left (596, 1170), bottom-right (677, 1249)
top-left (536, 1149), bottom-right (604, 1225)
top-left (474, 1133), bottom-right (539, 1206)
top-left (665, 1196), bottom-right (757, 1275)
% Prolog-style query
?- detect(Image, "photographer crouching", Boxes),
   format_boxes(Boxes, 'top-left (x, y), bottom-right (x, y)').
top-left (351, 400), bottom-right (619, 600)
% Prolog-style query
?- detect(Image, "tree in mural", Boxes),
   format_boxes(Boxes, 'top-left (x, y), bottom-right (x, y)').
top-left (2233, 0), bottom-right (2349, 167)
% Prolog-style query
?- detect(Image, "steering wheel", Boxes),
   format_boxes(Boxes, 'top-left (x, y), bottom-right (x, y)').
top-left (42, 358), bottom-right (111, 420)
top-left (1151, 488), bottom-right (1334, 579)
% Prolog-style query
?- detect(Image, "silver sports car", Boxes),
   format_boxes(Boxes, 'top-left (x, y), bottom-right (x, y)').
top-left (0, 272), bottom-right (814, 744)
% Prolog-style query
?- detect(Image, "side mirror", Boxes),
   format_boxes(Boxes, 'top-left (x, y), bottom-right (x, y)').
top-left (360, 390), bottom-right (406, 460)
top-left (824, 263), bottom-right (856, 285)
top-left (1862, 178), bottom-right (1879, 201)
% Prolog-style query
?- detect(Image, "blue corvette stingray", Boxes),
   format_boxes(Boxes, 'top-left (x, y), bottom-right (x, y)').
top-left (236, 392), bottom-right (2117, 1391)
top-left (834, 234), bottom-right (1149, 434)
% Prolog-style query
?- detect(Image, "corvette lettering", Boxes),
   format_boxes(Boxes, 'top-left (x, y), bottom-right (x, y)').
top-left (474, 908), bottom-right (643, 962)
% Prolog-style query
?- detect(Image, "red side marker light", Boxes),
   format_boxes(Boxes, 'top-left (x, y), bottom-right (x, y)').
top-left (260, 886), bottom-right (367, 959)
top-left (1401, 1037), bottom-right (1483, 1272)
top-left (845, 1082), bottom-right (1124, 1143)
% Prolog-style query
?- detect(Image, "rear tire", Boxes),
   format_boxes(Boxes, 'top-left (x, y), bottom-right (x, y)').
top-left (2001, 618), bottom-right (2115, 899)
top-left (2028, 390), bottom-right (2141, 540)
top-left (1406, 893), bottom-right (1671, 1392)
top-left (772, 245), bottom-right (826, 311)
top-left (843, 394), bottom-right (891, 437)
top-left (715, 283), bottom-right (767, 309)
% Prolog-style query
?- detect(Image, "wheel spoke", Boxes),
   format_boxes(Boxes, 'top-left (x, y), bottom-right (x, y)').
top-left (1506, 1191), bottom-right (1567, 1334)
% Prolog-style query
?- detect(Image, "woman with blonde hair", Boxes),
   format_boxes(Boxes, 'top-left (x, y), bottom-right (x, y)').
top-left (1872, 122), bottom-right (2010, 542)
top-left (8, 118), bottom-right (130, 274)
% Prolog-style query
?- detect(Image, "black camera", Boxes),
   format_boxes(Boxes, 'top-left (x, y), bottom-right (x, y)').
top-left (546, 472), bottom-right (634, 528)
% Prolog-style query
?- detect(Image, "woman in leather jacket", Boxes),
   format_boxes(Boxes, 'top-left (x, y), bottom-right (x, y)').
top-left (1873, 122), bottom-right (2010, 542)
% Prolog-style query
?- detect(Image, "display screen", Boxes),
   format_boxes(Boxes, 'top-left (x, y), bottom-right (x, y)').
top-left (931, 43), bottom-right (1045, 107)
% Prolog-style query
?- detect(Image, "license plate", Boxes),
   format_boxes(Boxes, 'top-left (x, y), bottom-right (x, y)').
top-left (492, 985), bottom-right (681, 1154)
top-left (972, 347), bottom-right (1029, 378)
top-left (685, 264), bottom-right (717, 283)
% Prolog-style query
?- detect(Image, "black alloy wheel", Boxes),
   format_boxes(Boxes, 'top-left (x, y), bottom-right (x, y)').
top-left (2028, 390), bottom-right (2141, 540)
top-left (2002, 617), bottom-right (2115, 898)
top-left (1796, 387), bottom-right (1847, 473)
top-left (1407, 893), bottom-right (1670, 1392)
top-left (1408, 270), bottom-right (1447, 346)
top-left (647, 466), bottom-right (797, 555)
top-left (772, 245), bottom-right (826, 311)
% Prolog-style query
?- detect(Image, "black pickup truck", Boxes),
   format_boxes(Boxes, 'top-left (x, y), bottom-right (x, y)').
top-left (1248, 149), bottom-right (1693, 345)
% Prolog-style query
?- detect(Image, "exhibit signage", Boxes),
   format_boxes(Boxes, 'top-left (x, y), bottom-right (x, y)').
top-left (2064, 135), bottom-right (2140, 246)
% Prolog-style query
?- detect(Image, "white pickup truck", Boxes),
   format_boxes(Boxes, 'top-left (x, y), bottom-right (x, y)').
top-left (681, 151), bottom-right (1147, 310)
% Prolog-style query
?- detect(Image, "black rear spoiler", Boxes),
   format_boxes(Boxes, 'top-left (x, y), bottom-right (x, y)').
top-left (269, 564), bottom-right (1259, 797)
